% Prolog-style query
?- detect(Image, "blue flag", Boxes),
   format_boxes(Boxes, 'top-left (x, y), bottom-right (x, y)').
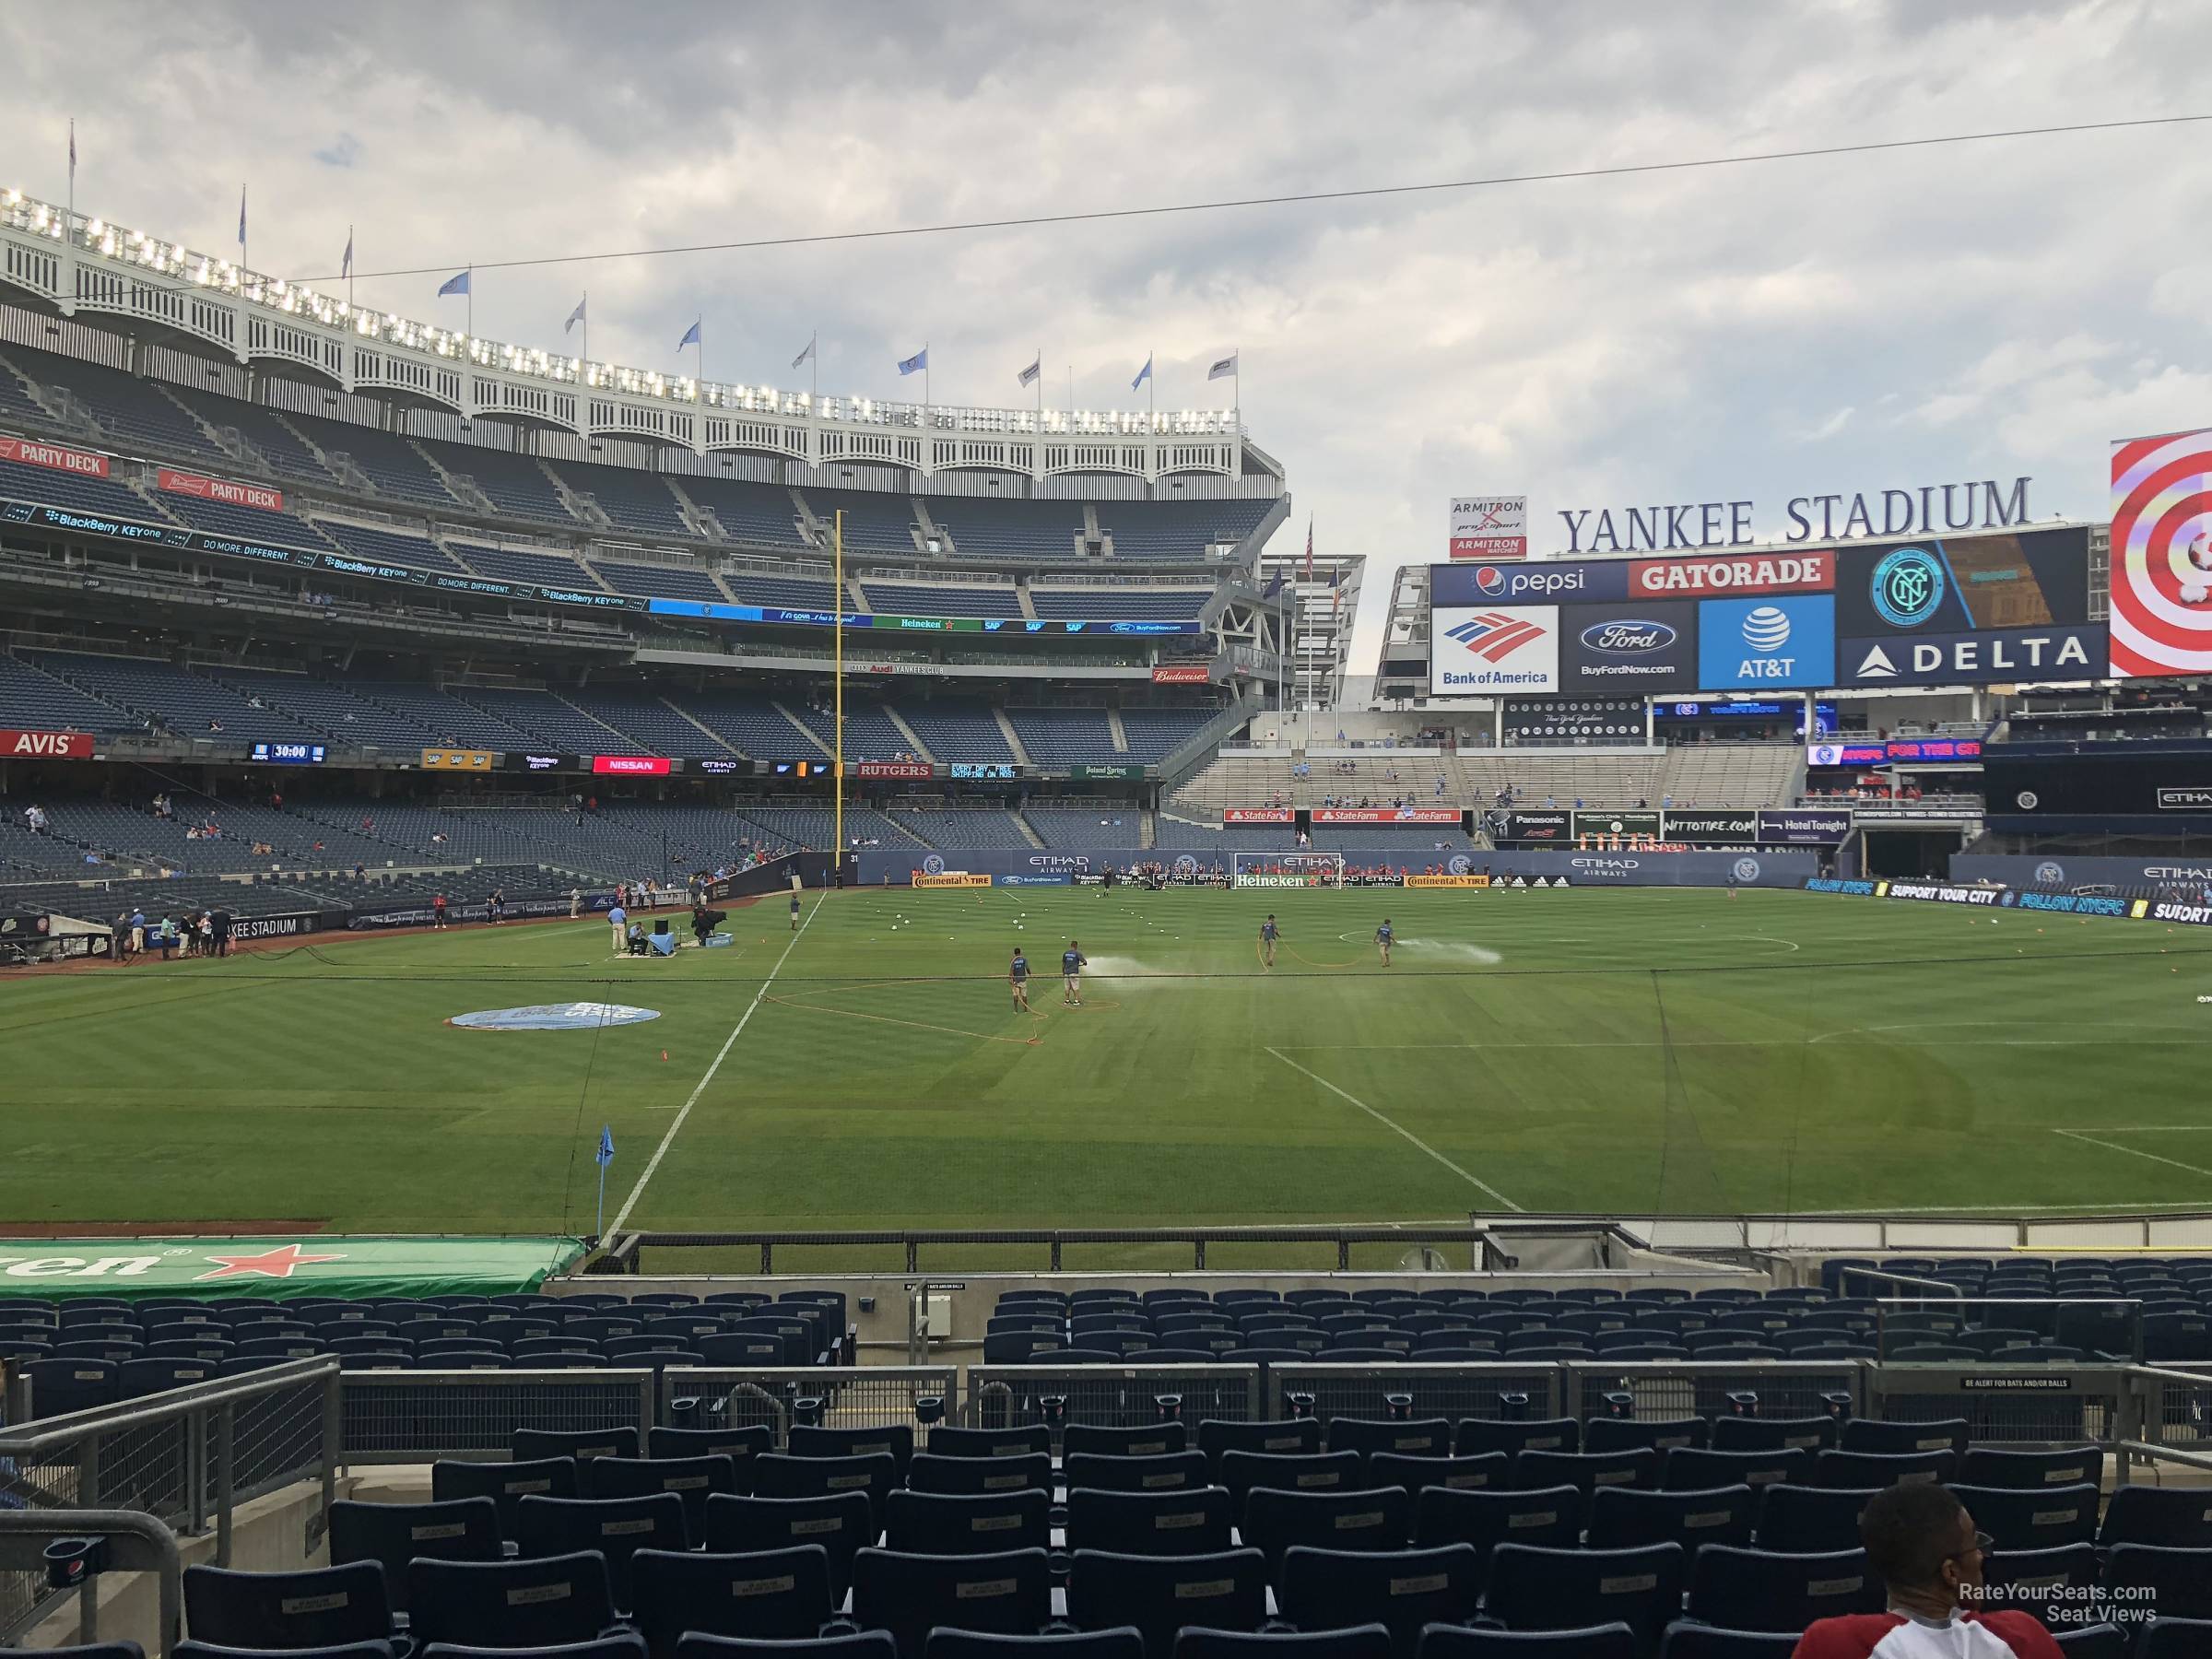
top-left (341, 229), bottom-right (353, 281)
top-left (595, 1125), bottom-right (615, 1168)
top-left (677, 318), bottom-right (701, 350)
top-left (1131, 354), bottom-right (1152, 391)
top-left (565, 296), bottom-right (586, 335)
top-left (897, 346), bottom-right (928, 376)
top-left (438, 269), bottom-right (470, 297)
top-left (237, 185), bottom-right (247, 250)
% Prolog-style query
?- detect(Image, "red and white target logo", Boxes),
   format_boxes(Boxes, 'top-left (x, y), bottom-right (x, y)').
top-left (2112, 427), bottom-right (2212, 677)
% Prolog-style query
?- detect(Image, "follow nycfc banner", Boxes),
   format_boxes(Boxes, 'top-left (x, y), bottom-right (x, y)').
top-left (1950, 853), bottom-right (2212, 892)
top-left (856, 850), bottom-right (1158, 883)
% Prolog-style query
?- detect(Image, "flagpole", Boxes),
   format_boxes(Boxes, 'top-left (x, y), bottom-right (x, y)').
top-left (466, 264), bottom-right (473, 337)
top-left (1035, 346), bottom-right (1041, 423)
top-left (834, 509), bottom-right (845, 873)
top-left (581, 289), bottom-right (587, 374)
top-left (347, 225), bottom-right (355, 309)
top-left (810, 329), bottom-right (818, 410)
top-left (1148, 345), bottom-right (1155, 427)
top-left (65, 120), bottom-right (75, 276)
top-left (239, 182), bottom-right (247, 273)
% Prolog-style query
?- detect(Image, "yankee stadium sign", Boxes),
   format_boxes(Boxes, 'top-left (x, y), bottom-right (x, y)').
top-left (1557, 477), bottom-right (2031, 554)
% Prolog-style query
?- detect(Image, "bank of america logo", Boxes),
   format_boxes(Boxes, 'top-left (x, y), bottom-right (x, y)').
top-left (1445, 611), bottom-right (1547, 662)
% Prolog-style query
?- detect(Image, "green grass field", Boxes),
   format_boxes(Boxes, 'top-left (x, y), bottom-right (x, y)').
top-left (9, 885), bottom-right (2212, 1251)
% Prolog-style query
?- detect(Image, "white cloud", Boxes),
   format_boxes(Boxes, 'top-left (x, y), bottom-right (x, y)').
top-left (3, 0), bottom-right (2209, 665)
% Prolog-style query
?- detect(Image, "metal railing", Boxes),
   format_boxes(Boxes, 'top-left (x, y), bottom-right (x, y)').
top-left (339, 1366), bottom-right (656, 1465)
top-left (1865, 1365), bottom-right (2140, 1448)
top-left (606, 1225), bottom-right (1504, 1274)
top-left (0, 1508), bottom-right (183, 1652)
top-left (968, 1365), bottom-right (1265, 1434)
top-left (660, 1367), bottom-right (958, 1446)
top-left (1265, 1362), bottom-right (1564, 1426)
top-left (0, 1358), bottom-right (336, 1640)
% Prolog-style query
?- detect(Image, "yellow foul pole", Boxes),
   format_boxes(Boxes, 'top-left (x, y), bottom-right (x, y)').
top-left (833, 510), bottom-right (844, 871)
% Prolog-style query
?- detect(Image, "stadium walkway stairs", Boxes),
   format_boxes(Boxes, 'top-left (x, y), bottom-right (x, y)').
top-left (1140, 810), bottom-right (1156, 850)
top-left (276, 413), bottom-right (371, 493)
top-left (887, 705), bottom-right (935, 762)
top-left (1017, 583), bottom-right (1038, 620)
top-left (913, 497), bottom-right (947, 551)
top-left (1106, 710), bottom-right (1130, 754)
top-left (665, 479), bottom-right (724, 543)
top-left (655, 696), bottom-right (747, 757)
top-left (414, 442), bottom-right (495, 514)
top-left (994, 711), bottom-right (1030, 767)
top-left (1011, 812), bottom-right (1046, 850)
top-left (549, 689), bottom-right (650, 747)
top-left (771, 700), bottom-right (832, 757)
top-left (0, 350), bottom-right (67, 425)
top-left (541, 460), bottom-right (612, 529)
top-left (787, 487), bottom-right (824, 546)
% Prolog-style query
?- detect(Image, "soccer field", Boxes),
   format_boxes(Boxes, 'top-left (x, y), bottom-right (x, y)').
top-left (9, 885), bottom-right (2212, 1248)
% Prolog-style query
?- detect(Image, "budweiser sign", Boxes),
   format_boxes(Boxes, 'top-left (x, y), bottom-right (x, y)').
top-left (159, 468), bottom-right (283, 512)
top-left (0, 437), bottom-right (108, 477)
top-left (1223, 807), bottom-right (1294, 823)
top-left (2, 729), bottom-right (95, 759)
top-left (855, 761), bottom-right (934, 779)
top-left (1151, 664), bottom-right (1211, 684)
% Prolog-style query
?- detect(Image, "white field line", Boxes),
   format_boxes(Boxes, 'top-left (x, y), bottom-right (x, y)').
top-left (1264, 1046), bottom-right (1524, 1213)
top-left (605, 894), bottom-right (823, 1236)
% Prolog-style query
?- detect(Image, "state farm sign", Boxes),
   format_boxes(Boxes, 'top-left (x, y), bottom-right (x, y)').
top-left (1223, 807), bottom-right (1294, 823)
top-left (0, 437), bottom-right (108, 477)
top-left (1630, 551), bottom-right (1834, 597)
top-left (2, 728), bottom-right (95, 759)
top-left (158, 469), bottom-right (283, 512)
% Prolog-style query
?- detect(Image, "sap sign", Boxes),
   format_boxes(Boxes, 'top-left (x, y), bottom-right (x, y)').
top-left (1695, 596), bottom-right (1835, 690)
top-left (1430, 559), bottom-right (1628, 607)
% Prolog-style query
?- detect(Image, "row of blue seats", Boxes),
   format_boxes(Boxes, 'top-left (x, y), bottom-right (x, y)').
top-left (0, 1291), bottom-right (846, 1325)
top-left (29, 1612), bottom-right (2173, 1659)
top-left (167, 1532), bottom-right (2211, 1659)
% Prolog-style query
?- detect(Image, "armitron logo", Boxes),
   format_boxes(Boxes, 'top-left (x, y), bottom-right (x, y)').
top-left (1445, 611), bottom-right (1547, 662)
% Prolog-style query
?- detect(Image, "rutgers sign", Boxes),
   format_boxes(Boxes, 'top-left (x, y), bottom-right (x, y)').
top-left (855, 761), bottom-right (934, 779)
top-left (2, 728), bottom-right (94, 759)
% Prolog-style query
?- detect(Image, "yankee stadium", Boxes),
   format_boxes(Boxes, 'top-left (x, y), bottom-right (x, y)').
top-left (5, 6), bottom-right (2212, 1654)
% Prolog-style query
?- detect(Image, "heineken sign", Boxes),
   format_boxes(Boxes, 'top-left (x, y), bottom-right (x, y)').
top-left (0, 1235), bottom-right (586, 1299)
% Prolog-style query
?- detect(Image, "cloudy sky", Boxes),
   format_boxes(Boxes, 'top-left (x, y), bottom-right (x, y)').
top-left (3, 0), bottom-right (2208, 657)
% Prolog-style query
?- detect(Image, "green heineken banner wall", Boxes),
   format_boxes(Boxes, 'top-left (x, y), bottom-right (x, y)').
top-left (0, 1235), bottom-right (587, 1300)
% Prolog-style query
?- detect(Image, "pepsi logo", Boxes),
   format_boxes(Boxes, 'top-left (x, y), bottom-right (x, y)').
top-left (1474, 566), bottom-right (1506, 596)
top-left (1581, 618), bottom-right (1677, 654)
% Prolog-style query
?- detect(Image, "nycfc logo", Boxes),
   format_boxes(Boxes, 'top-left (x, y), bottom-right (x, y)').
top-left (1732, 857), bottom-right (1761, 883)
top-left (1172, 854), bottom-right (1198, 876)
top-left (1475, 566), bottom-right (1508, 596)
top-left (2015, 791), bottom-right (2040, 810)
top-left (2035, 861), bottom-right (2065, 885)
top-left (921, 853), bottom-right (946, 876)
top-left (1871, 547), bottom-right (1947, 629)
top-left (1448, 854), bottom-right (1473, 875)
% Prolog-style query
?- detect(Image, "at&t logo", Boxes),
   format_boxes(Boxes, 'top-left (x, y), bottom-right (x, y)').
top-left (1735, 606), bottom-right (1795, 680)
top-left (1871, 547), bottom-right (1947, 629)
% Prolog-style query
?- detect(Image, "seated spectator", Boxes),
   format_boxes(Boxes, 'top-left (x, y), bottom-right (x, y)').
top-left (1793, 1484), bottom-right (2059, 1657)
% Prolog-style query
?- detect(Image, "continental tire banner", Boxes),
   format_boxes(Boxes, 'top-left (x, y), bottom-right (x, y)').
top-left (1405, 875), bottom-right (1489, 888)
top-left (912, 872), bottom-right (991, 888)
top-left (1664, 812), bottom-right (1759, 843)
top-left (0, 1236), bottom-right (586, 1300)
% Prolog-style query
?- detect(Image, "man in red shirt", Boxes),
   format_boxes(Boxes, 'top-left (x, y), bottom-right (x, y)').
top-left (1794, 1484), bottom-right (2062, 1657)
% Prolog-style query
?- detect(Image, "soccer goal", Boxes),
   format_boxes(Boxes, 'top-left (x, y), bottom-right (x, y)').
top-left (1231, 851), bottom-right (1347, 888)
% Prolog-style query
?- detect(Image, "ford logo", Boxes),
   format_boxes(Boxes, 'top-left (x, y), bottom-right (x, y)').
top-left (1581, 619), bottom-right (1677, 653)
